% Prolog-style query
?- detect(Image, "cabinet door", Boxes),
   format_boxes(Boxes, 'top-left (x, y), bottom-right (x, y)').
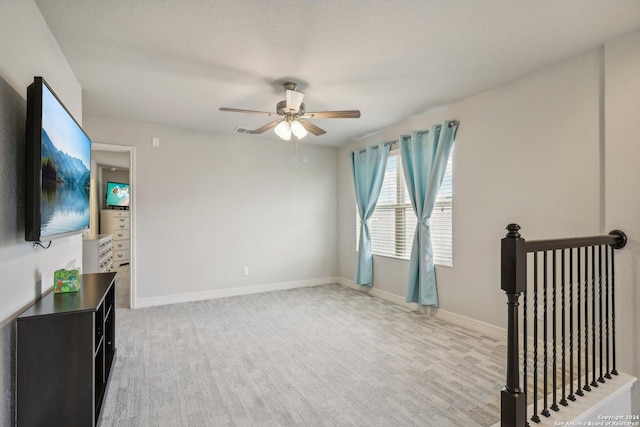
top-left (17, 312), bottom-right (95, 426)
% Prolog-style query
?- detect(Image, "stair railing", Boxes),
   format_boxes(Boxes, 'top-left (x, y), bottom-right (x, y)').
top-left (500, 223), bottom-right (626, 426)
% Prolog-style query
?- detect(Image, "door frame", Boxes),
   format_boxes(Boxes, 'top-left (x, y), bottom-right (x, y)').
top-left (92, 142), bottom-right (137, 309)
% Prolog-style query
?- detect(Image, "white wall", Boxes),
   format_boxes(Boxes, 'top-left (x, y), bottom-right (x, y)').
top-left (339, 49), bottom-right (603, 327)
top-left (0, 0), bottom-right (83, 424)
top-left (604, 29), bottom-right (640, 413)
top-left (0, 1), bottom-right (81, 120)
top-left (83, 118), bottom-right (338, 303)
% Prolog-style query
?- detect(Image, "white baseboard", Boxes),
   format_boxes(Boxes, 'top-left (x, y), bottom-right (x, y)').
top-left (137, 275), bottom-right (506, 342)
top-left (135, 277), bottom-right (338, 308)
top-left (432, 306), bottom-right (506, 341)
top-left (336, 277), bottom-right (417, 310)
top-left (336, 276), bottom-right (506, 341)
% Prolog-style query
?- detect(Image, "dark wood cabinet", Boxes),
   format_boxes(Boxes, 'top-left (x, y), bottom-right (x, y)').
top-left (16, 272), bottom-right (117, 426)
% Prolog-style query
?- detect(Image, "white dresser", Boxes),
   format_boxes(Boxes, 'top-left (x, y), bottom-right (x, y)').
top-left (82, 234), bottom-right (113, 273)
top-left (101, 209), bottom-right (130, 267)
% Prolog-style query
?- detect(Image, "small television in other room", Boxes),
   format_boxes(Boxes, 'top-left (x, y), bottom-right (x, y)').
top-left (106, 182), bottom-right (130, 208)
top-left (25, 77), bottom-right (91, 242)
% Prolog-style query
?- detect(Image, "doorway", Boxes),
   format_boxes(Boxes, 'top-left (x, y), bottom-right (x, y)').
top-left (91, 143), bottom-right (136, 309)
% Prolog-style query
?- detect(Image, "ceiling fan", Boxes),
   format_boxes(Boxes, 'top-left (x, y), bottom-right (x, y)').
top-left (219, 82), bottom-right (360, 141)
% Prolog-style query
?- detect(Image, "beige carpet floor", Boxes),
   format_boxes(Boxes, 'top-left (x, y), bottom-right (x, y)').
top-left (100, 284), bottom-right (505, 426)
top-left (113, 264), bottom-right (130, 309)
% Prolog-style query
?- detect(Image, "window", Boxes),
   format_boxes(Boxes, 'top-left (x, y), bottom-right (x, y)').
top-left (356, 150), bottom-right (453, 266)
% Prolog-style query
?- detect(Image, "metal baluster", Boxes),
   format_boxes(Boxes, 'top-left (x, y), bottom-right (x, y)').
top-left (532, 253), bottom-right (540, 423)
top-left (584, 247), bottom-right (591, 392)
top-left (560, 249), bottom-right (568, 406)
top-left (551, 251), bottom-right (559, 411)
top-left (611, 248), bottom-right (618, 376)
top-left (524, 273), bottom-right (530, 427)
top-left (605, 246), bottom-right (611, 380)
top-left (590, 246), bottom-right (598, 388)
top-left (576, 248), bottom-right (583, 397)
top-left (542, 251), bottom-right (550, 417)
top-left (598, 245), bottom-right (605, 383)
top-left (568, 248), bottom-right (576, 402)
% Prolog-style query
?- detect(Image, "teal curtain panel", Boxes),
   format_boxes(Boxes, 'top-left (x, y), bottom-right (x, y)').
top-left (350, 143), bottom-right (391, 286)
top-left (401, 121), bottom-right (458, 306)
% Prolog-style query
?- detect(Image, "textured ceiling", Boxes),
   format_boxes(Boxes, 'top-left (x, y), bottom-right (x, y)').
top-left (35, 0), bottom-right (640, 146)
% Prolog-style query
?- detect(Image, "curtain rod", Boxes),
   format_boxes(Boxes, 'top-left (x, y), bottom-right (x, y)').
top-left (350, 120), bottom-right (458, 155)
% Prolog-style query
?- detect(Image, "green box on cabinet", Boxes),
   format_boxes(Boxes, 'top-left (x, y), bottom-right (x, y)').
top-left (53, 268), bottom-right (81, 293)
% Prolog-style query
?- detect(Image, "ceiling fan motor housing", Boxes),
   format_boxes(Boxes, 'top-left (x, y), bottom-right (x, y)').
top-left (277, 100), bottom-right (305, 116)
top-left (283, 82), bottom-right (298, 91)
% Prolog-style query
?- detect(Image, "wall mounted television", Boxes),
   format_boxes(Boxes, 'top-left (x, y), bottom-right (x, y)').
top-left (106, 181), bottom-right (130, 208)
top-left (25, 77), bottom-right (91, 242)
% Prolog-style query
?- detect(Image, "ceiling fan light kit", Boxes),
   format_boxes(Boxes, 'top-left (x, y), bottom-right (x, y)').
top-left (272, 117), bottom-right (309, 141)
top-left (290, 120), bottom-right (308, 139)
top-left (274, 120), bottom-right (292, 140)
top-left (220, 82), bottom-right (360, 142)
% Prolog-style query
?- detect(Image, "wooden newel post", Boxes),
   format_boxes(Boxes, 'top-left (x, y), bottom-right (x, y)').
top-left (501, 224), bottom-right (527, 426)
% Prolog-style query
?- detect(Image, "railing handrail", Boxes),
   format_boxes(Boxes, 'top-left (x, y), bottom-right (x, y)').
top-left (523, 231), bottom-right (627, 252)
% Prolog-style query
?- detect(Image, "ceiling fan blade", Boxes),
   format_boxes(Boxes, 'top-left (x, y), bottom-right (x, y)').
top-left (219, 107), bottom-right (277, 116)
top-left (302, 110), bottom-right (361, 119)
top-left (285, 90), bottom-right (305, 113)
top-left (298, 119), bottom-right (326, 136)
top-left (250, 119), bottom-right (282, 134)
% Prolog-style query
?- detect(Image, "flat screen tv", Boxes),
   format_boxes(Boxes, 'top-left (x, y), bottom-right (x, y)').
top-left (106, 181), bottom-right (130, 208)
top-left (25, 77), bottom-right (91, 242)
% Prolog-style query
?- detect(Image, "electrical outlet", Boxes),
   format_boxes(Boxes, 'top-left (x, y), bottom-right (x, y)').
top-left (242, 267), bottom-right (249, 276)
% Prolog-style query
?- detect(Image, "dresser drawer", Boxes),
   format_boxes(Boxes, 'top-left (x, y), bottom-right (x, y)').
top-left (98, 235), bottom-right (112, 248)
top-left (113, 210), bottom-right (129, 218)
top-left (114, 217), bottom-right (130, 230)
top-left (113, 230), bottom-right (130, 241)
top-left (112, 240), bottom-right (130, 251)
top-left (113, 249), bottom-right (130, 264)
top-left (98, 245), bottom-right (112, 261)
top-left (99, 256), bottom-right (112, 272)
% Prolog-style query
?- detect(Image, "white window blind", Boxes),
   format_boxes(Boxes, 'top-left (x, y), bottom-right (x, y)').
top-left (356, 150), bottom-right (453, 266)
